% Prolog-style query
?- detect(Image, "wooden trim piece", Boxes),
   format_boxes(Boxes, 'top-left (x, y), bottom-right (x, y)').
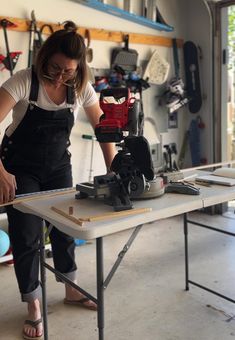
top-left (51, 206), bottom-right (152, 225)
top-left (0, 15), bottom-right (183, 47)
top-left (51, 206), bottom-right (84, 226)
top-left (0, 188), bottom-right (76, 207)
top-left (81, 207), bottom-right (152, 222)
top-left (181, 160), bottom-right (235, 173)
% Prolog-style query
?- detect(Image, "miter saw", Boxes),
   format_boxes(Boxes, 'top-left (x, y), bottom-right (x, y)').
top-left (76, 87), bottom-right (164, 211)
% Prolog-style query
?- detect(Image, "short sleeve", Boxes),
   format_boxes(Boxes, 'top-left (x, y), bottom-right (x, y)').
top-left (80, 82), bottom-right (98, 108)
top-left (1, 69), bottom-right (31, 103)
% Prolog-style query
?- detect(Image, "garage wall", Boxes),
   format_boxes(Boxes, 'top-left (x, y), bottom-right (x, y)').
top-left (0, 0), bottom-right (212, 185)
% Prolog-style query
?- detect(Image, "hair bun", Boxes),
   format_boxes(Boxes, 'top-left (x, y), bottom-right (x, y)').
top-left (63, 20), bottom-right (77, 32)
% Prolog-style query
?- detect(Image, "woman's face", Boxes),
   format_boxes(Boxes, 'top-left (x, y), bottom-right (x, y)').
top-left (46, 53), bottom-right (78, 87)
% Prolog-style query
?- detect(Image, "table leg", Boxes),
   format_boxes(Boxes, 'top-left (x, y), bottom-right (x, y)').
top-left (183, 213), bottom-right (189, 291)
top-left (96, 237), bottom-right (104, 340)
top-left (185, 217), bottom-right (235, 303)
top-left (39, 222), bottom-right (48, 340)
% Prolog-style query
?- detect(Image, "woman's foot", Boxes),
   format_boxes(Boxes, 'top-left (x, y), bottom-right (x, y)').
top-left (23, 299), bottom-right (43, 339)
top-left (65, 284), bottom-right (97, 311)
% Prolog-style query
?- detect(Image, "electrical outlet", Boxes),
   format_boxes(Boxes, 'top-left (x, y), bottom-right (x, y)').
top-left (168, 111), bottom-right (178, 129)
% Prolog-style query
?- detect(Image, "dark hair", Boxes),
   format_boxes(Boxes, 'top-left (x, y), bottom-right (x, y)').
top-left (35, 21), bottom-right (88, 95)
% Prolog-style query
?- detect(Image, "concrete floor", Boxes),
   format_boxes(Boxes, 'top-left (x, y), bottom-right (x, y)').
top-left (1, 211), bottom-right (235, 340)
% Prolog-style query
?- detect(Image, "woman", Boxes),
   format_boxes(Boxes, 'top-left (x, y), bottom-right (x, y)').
top-left (0, 21), bottom-right (115, 339)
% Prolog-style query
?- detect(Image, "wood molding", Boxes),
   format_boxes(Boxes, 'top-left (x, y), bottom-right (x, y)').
top-left (0, 15), bottom-right (183, 47)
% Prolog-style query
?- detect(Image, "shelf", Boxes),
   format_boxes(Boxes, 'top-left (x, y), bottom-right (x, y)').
top-left (72, 0), bottom-right (174, 32)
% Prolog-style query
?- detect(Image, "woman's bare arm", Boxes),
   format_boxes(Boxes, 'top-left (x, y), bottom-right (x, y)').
top-left (84, 102), bottom-right (116, 171)
top-left (0, 87), bottom-right (17, 204)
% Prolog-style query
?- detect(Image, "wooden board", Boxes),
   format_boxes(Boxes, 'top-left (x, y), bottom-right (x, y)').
top-left (0, 188), bottom-right (76, 207)
top-left (0, 15), bottom-right (183, 47)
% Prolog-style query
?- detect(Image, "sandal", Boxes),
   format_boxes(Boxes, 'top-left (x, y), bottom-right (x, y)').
top-left (64, 297), bottom-right (97, 311)
top-left (22, 318), bottom-right (43, 340)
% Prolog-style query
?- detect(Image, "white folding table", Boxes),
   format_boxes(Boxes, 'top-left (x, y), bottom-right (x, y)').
top-left (15, 180), bottom-right (235, 340)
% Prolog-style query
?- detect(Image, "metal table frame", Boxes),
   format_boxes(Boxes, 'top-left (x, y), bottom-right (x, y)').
top-left (183, 213), bottom-right (235, 303)
top-left (39, 211), bottom-right (235, 340)
top-left (40, 222), bottom-right (143, 340)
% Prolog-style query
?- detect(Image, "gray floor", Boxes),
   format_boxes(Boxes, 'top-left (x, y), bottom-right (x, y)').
top-left (1, 211), bottom-right (235, 340)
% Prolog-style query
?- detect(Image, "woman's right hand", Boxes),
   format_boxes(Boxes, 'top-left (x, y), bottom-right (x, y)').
top-left (0, 166), bottom-right (17, 204)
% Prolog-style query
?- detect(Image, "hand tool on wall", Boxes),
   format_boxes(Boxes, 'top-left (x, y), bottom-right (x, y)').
top-left (170, 143), bottom-right (179, 170)
top-left (0, 51), bottom-right (22, 74)
top-left (164, 144), bottom-right (172, 171)
top-left (111, 34), bottom-right (138, 72)
top-left (0, 19), bottom-right (21, 76)
top-left (163, 143), bottom-right (178, 172)
top-left (163, 150), bottom-right (169, 172)
top-left (84, 29), bottom-right (93, 63)
top-left (28, 10), bottom-right (43, 67)
top-left (28, 11), bottom-right (36, 67)
top-left (40, 23), bottom-right (54, 36)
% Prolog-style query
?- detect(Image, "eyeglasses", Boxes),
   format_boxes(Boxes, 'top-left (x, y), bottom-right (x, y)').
top-left (47, 63), bottom-right (77, 80)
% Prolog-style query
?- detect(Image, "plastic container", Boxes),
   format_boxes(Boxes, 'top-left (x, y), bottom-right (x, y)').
top-left (75, 239), bottom-right (86, 246)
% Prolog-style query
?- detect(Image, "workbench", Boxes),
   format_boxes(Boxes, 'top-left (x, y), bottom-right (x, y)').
top-left (15, 176), bottom-right (235, 340)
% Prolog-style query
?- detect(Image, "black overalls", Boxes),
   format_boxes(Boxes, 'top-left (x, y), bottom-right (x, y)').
top-left (0, 68), bottom-right (77, 302)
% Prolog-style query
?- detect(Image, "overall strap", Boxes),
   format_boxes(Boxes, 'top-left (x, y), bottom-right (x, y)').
top-left (66, 86), bottom-right (75, 105)
top-left (29, 65), bottom-right (39, 102)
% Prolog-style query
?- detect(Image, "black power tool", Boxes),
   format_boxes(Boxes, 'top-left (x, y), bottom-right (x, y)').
top-left (76, 88), bottom-right (164, 211)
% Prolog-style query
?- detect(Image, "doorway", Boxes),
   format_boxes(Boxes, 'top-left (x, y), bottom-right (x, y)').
top-left (219, 1), bottom-right (235, 162)
top-left (217, 1), bottom-right (235, 215)
top-left (227, 5), bottom-right (235, 162)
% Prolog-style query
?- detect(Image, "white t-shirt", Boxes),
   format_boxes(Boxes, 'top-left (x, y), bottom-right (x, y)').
top-left (2, 68), bottom-right (98, 137)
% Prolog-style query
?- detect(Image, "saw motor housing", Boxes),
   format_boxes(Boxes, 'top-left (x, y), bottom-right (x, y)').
top-left (95, 87), bottom-right (140, 142)
top-left (95, 88), bottom-right (161, 199)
